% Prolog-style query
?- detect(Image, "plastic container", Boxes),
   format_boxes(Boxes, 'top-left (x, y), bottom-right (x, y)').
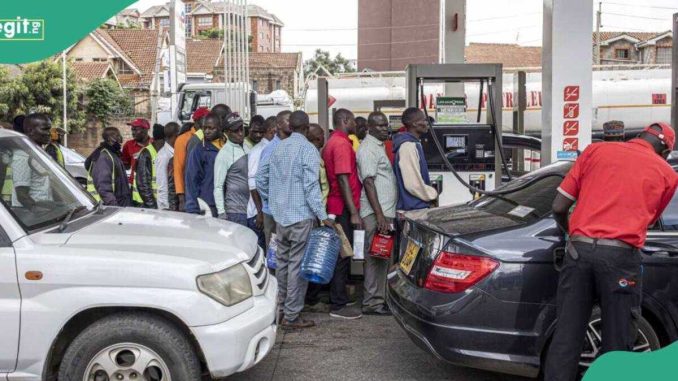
top-left (369, 232), bottom-right (395, 260)
top-left (301, 227), bottom-right (341, 284)
top-left (266, 234), bottom-right (278, 270)
top-left (353, 230), bottom-right (365, 260)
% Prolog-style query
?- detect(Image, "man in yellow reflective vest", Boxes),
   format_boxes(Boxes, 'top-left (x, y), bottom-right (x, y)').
top-left (45, 127), bottom-right (66, 168)
top-left (132, 124), bottom-right (165, 208)
top-left (85, 127), bottom-right (132, 206)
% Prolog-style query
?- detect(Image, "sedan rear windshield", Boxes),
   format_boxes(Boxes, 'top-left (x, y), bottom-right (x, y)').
top-left (468, 172), bottom-right (565, 220)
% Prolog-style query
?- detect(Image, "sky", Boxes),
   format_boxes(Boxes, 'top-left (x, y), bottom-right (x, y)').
top-left (128, 0), bottom-right (678, 61)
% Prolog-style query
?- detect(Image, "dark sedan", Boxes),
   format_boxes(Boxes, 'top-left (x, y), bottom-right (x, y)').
top-left (388, 161), bottom-right (678, 378)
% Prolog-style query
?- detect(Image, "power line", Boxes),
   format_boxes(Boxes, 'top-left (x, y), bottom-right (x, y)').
top-left (603, 2), bottom-right (678, 11)
top-left (285, 12), bottom-right (544, 33)
top-left (603, 11), bottom-right (672, 21)
top-left (283, 38), bottom-right (438, 48)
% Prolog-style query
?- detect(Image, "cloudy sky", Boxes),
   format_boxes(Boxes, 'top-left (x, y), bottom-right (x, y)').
top-left (129, 0), bottom-right (677, 60)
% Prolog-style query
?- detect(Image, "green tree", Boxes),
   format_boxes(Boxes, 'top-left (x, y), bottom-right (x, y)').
top-left (0, 66), bottom-right (11, 117)
top-left (303, 49), bottom-right (356, 78)
top-left (3, 60), bottom-right (85, 132)
top-left (85, 78), bottom-right (132, 127)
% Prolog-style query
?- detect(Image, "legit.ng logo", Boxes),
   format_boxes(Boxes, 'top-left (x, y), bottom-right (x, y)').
top-left (0, 17), bottom-right (45, 41)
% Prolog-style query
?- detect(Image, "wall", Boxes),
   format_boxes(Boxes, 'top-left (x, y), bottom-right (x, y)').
top-left (246, 67), bottom-right (298, 97)
top-left (67, 116), bottom-right (136, 157)
top-left (68, 36), bottom-right (109, 62)
top-left (358, 0), bottom-right (440, 71)
top-left (601, 40), bottom-right (639, 64)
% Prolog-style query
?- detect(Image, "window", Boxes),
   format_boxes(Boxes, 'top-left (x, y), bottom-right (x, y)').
top-left (615, 49), bottom-right (630, 60)
top-left (118, 61), bottom-right (133, 75)
top-left (275, 80), bottom-right (281, 90)
top-left (468, 164), bottom-right (570, 220)
top-left (92, 58), bottom-right (106, 63)
top-left (159, 18), bottom-right (170, 28)
top-left (661, 189), bottom-right (678, 230)
top-left (0, 136), bottom-right (95, 232)
top-left (184, 3), bottom-right (192, 13)
top-left (74, 58), bottom-right (83, 62)
top-left (657, 48), bottom-right (671, 65)
top-left (252, 80), bottom-right (258, 91)
top-left (198, 16), bottom-right (212, 27)
top-left (180, 91), bottom-right (212, 121)
top-left (185, 18), bottom-right (192, 37)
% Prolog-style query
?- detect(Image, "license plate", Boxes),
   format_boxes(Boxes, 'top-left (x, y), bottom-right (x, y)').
top-left (400, 239), bottom-right (421, 275)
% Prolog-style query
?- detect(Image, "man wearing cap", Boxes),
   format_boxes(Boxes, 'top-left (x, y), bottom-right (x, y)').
top-left (121, 118), bottom-right (151, 185)
top-left (214, 115), bottom-right (249, 226)
top-left (544, 122), bottom-right (678, 381)
top-left (603, 120), bottom-right (625, 142)
top-left (174, 107), bottom-right (209, 211)
top-left (132, 124), bottom-right (165, 209)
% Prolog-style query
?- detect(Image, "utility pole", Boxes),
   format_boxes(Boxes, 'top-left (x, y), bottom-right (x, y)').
top-left (595, 2), bottom-right (601, 65)
top-left (62, 51), bottom-right (68, 148)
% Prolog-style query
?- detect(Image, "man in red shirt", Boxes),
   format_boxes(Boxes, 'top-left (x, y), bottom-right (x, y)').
top-left (321, 108), bottom-right (363, 320)
top-left (544, 123), bottom-right (678, 381)
top-left (121, 118), bottom-right (151, 185)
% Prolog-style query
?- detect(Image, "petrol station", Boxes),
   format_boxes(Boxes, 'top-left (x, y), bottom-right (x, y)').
top-left (2, 1), bottom-right (678, 380)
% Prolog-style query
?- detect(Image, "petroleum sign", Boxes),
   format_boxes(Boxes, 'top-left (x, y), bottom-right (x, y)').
top-left (563, 138), bottom-right (579, 151)
top-left (563, 103), bottom-right (579, 119)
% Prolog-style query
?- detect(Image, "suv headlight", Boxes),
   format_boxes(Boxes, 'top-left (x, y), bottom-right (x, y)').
top-left (197, 264), bottom-right (253, 306)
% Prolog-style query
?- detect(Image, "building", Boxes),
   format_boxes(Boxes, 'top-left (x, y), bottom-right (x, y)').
top-left (185, 39), bottom-right (303, 98)
top-left (139, 1), bottom-right (283, 53)
top-left (358, 0), bottom-right (440, 71)
top-left (594, 31), bottom-right (673, 65)
top-left (64, 29), bottom-right (169, 115)
top-left (465, 43), bottom-right (542, 69)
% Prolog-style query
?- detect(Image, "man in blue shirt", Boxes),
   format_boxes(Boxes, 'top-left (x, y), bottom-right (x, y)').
top-left (259, 110), bottom-right (334, 330)
top-left (256, 110), bottom-right (291, 248)
top-left (184, 113), bottom-right (222, 217)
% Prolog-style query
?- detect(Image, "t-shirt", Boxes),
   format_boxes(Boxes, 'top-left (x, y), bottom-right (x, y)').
top-left (558, 139), bottom-right (678, 248)
top-left (322, 130), bottom-right (362, 216)
top-left (11, 149), bottom-right (52, 207)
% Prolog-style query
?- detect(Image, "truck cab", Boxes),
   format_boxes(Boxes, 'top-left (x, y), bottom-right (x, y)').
top-left (0, 129), bottom-right (277, 380)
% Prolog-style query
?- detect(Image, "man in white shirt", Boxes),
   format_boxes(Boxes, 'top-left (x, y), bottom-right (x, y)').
top-left (155, 123), bottom-right (180, 211)
top-left (247, 117), bottom-right (276, 248)
top-left (13, 114), bottom-right (54, 209)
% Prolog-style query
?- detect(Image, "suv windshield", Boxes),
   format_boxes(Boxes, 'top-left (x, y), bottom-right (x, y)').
top-left (0, 135), bottom-right (95, 232)
top-left (468, 163), bottom-right (570, 220)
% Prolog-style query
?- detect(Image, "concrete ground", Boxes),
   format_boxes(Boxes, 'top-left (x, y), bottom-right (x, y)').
top-left (227, 312), bottom-right (532, 381)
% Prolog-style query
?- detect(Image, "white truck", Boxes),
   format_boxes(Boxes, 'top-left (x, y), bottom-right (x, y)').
top-left (174, 83), bottom-right (293, 123)
top-left (0, 129), bottom-right (277, 380)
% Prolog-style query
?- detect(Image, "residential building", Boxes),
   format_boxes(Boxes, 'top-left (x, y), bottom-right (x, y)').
top-left (105, 8), bottom-right (141, 28)
top-left (465, 43), bottom-right (542, 68)
top-left (64, 29), bottom-right (169, 115)
top-left (358, 0), bottom-right (440, 71)
top-left (185, 39), bottom-right (303, 98)
top-left (139, 1), bottom-right (283, 53)
top-left (593, 31), bottom-right (673, 65)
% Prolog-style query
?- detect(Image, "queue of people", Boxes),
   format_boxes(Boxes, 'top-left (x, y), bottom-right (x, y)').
top-left (11, 104), bottom-right (438, 331)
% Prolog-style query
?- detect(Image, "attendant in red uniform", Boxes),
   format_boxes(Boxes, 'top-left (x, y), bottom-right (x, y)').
top-left (121, 118), bottom-right (151, 184)
top-left (322, 108), bottom-right (363, 320)
top-left (544, 123), bottom-right (678, 381)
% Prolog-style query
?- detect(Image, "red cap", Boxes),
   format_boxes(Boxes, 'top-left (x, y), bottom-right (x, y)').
top-left (192, 107), bottom-right (210, 122)
top-left (643, 122), bottom-right (675, 150)
top-left (127, 118), bottom-right (150, 129)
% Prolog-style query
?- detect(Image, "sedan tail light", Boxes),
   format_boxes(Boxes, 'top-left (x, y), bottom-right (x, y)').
top-left (424, 251), bottom-right (499, 293)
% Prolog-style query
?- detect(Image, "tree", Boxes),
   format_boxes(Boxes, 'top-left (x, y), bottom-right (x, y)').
top-left (2, 60), bottom-right (85, 132)
top-left (0, 66), bottom-right (11, 117)
top-left (303, 49), bottom-right (356, 78)
top-left (85, 78), bottom-right (132, 127)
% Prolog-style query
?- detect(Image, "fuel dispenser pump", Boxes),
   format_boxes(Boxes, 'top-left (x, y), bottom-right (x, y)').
top-left (406, 64), bottom-right (564, 204)
top-left (406, 64), bottom-right (507, 205)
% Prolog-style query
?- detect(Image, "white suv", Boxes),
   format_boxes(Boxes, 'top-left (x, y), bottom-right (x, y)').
top-left (0, 129), bottom-right (277, 380)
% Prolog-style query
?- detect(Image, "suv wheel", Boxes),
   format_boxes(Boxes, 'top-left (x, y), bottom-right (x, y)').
top-left (58, 313), bottom-right (201, 381)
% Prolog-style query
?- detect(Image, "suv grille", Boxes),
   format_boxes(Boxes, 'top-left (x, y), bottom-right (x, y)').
top-left (245, 246), bottom-right (269, 294)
